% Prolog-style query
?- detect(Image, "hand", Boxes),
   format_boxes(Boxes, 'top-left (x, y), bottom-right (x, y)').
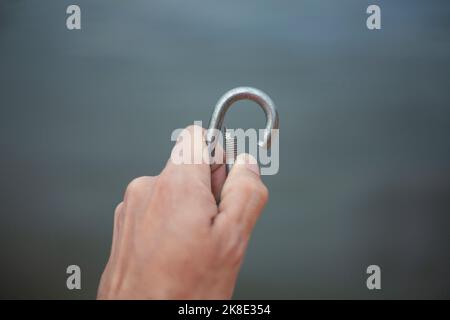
top-left (97, 125), bottom-right (269, 299)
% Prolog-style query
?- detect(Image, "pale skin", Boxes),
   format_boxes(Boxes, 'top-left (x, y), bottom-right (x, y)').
top-left (97, 125), bottom-right (269, 299)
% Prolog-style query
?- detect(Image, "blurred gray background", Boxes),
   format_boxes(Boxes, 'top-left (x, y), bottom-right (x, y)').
top-left (0, 0), bottom-right (449, 299)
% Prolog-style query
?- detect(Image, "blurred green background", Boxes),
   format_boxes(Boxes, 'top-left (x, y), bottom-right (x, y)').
top-left (0, 0), bottom-right (449, 299)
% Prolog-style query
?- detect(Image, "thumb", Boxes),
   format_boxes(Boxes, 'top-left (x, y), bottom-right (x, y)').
top-left (214, 153), bottom-right (269, 236)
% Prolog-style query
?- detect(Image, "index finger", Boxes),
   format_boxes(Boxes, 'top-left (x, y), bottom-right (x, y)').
top-left (163, 124), bottom-right (212, 188)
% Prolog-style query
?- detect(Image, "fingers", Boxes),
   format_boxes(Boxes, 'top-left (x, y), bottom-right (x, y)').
top-left (164, 125), bottom-right (211, 188)
top-left (163, 124), bottom-right (227, 203)
top-left (110, 177), bottom-right (157, 258)
top-left (109, 176), bottom-right (157, 263)
top-left (211, 163), bottom-right (226, 203)
top-left (113, 176), bottom-right (157, 239)
top-left (213, 153), bottom-right (269, 238)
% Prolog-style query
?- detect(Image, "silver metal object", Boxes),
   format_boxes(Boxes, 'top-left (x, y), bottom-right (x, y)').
top-left (224, 128), bottom-right (237, 174)
top-left (206, 87), bottom-right (279, 173)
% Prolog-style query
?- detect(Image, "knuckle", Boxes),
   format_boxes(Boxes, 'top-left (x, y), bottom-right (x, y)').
top-left (124, 176), bottom-right (151, 200)
top-left (159, 170), bottom-right (207, 197)
top-left (239, 177), bottom-right (269, 203)
top-left (126, 176), bottom-right (145, 191)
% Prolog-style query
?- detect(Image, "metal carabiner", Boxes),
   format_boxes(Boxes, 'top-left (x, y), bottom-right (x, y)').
top-left (206, 87), bottom-right (279, 173)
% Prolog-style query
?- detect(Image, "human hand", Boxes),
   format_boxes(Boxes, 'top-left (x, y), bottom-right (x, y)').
top-left (97, 125), bottom-right (269, 299)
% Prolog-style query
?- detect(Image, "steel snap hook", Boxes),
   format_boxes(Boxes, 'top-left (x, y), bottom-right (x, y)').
top-left (206, 87), bottom-right (279, 173)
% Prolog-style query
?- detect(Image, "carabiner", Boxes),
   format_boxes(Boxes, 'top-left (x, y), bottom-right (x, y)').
top-left (206, 87), bottom-right (279, 172)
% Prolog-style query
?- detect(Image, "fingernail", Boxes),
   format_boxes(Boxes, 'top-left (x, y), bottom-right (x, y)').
top-left (236, 153), bottom-right (260, 176)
